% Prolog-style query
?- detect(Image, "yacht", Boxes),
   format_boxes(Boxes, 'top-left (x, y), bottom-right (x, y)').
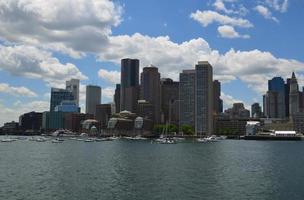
top-left (1, 138), bottom-right (16, 142)
top-left (51, 138), bottom-right (63, 143)
top-left (84, 138), bottom-right (95, 142)
top-left (158, 138), bottom-right (176, 144)
top-left (36, 137), bottom-right (47, 142)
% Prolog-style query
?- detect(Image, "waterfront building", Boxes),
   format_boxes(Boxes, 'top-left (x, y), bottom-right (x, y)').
top-left (214, 115), bottom-right (251, 136)
top-left (54, 100), bottom-right (80, 113)
top-left (86, 85), bottom-right (101, 116)
top-left (50, 88), bottom-right (74, 111)
top-left (140, 65), bottom-right (161, 123)
top-left (160, 78), bottom-right (179, 126)
top-left (114, 84), bottom-right (121, 113)
top-left (95, 104), bottom-right (112, 129)
top-left (246, 121), bottom-right (261, 136)
top-left (285, 78), bottom-right (291, 117)
top-left (293, 112), bottom-right (304, 134)
top-left (19, 112), bottom-right (42, 131)
top-left (120, 58), bottom-right (139, 113)
top-left (64, 113), bottom-right (93, 132)
top-left (2, 121), bottom-right (19, 134)
top-left (289, 72), bottom-right (300, 117)
top-left (213, 80), bottom-right (223, 114)
top-left (137, 100), bottom-right (154, 121)
top-left (179, 70), bottom-right (196, 129)
top-left (267, 77), bottom-right (286, 118)
top-left (42, 111), bottom-right (65, 130)
top-left (195, 61), bottom-right (213, 136)
top-left (225, 103), bottom-right (250, 119)
top-left (251, 103), bottom-right (262, 118)
top-left (66, 79), bottom-right (80, 106)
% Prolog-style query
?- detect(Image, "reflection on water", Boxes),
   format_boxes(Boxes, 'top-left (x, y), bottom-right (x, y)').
top-left (0, 138), bottom-right (304, 200)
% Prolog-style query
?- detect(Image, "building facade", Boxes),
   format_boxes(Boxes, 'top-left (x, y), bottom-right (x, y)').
top-left (213, 80), bottom-right (223, 114)
top-left (19, 112), bottom-right (42, 131)
top-left (140, 65), bottom-right (161, 123)
top-left (50, 88), bottom-right (74, 111)
top-left (289, 72), bottom-right (300, 117)
top-left (120, 58), bottom-right (139, 113)
top-left (42, 111), bottom-right (65, 130)
top-left (54, 100), bottom-right (80, 113)
top-left (95, 104), bottom-right (112, 129)
top-left (66, 79), bottom-right (80, 106)
top-left (251, 103), bottom-right (262, 118)
top-left (86, 85), bottom-right (101, 116)
top-left (114, 84), bottom-right (121, 113)
top-left (195, 61), bottom-right (213, 136)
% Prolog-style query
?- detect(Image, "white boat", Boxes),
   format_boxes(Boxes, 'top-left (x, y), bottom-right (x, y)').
top-left (36, 137), bottom-right (47, 142)
top-left (197, 135), bottom-right (218, 143)
top-left (84, 138), bottom-right (95, 142)
top-left (158, 138), bottom-right (176, 144)
top-left (1, 138), bottom-right (16, 142)
top-left (51, 138), bottom-right (63, 143)
top-left (173, 137), bottom-right (185, 141)
top-left (130, 135), bottom-right (147, 140)
top-left (109, 136), bottom-right (119, 140)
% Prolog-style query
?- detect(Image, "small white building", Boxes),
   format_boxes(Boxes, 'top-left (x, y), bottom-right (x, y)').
top-left (246, 121), bottom-right (261, 136)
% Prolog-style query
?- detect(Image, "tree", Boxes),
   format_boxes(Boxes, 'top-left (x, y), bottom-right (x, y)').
top-left (181, 125), bottom-right (194, 135)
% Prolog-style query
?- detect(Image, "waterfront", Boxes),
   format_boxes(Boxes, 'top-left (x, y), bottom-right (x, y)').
top-left (1, 137), bottom-right (304, 200)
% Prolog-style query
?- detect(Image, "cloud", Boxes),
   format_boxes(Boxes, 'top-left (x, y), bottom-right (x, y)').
top-left (190, 10), bottom-right (253, 28)
top-left (221, 92), bottom-right (250, 110)
top-left (254, 5), bottom-right (279, 22)
top-left (102, 87), bottom-right (115, 103)
top-left (0, 0), bottom-right (122, 57)
top-left (0, 100), bottom-right (49, 126)
top-left (0, 83), bottom-right (37, 97)
top-left (98, 69), bottom-right (120, 84)
top-left (213, 0), bottom-right (248, 16)
top-left (266, 0), bottom-right (289, 13)
top-left (97, 33), bottom-right (304, 95)
top-left (0, 44), bottom-right (87, 87)
top-left (217, 25), bottom-right (250, 39)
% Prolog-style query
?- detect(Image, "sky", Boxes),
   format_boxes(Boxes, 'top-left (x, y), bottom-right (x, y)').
top-left (0, 0), bottom-right (304, 126)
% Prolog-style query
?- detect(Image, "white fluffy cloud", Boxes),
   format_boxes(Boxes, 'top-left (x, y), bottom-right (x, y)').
top-left (213, 0), bottom-right (248, 16)
top-left (0, 83), bottom-right (37, 97)
top-left (221, 92), bottom-right (250, 110)
top-left (266, 0), bottom-right (288, 13)
top-left (102, 87), bottom-right (115, 103)
top-left (254, 5), bottom-right (279, 22)
top-left (190, 10), bottom-right (253, 28)
top-left (0, 100), bottom-right (49, 126)
top-left (98, 69), bottom-right (120, 84)
top-left (0, 0), bottom-right (122, 57)
top-left (0, 45), bottom-right (87, 87)
top-left (217, 25), bottom-right (250, 39)
top-left (98, 33), bottom-right (304, 95)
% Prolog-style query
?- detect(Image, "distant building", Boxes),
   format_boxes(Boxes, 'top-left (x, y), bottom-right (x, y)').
top-left (214, 115), bottom-right (252, 136)
top-left (246, 121), bottom-right (261, 136)
top-left (179, 70), bottom-right (196, 129)
top-left (114, 84), bottom-right (121, 113)
top-left (66, 79), bottom-right (80, 106)
top-left (160, 78), bottom-right (179, 126)
top-left (264, 91), bottom-right (278, 118)
top-left (19, 112), bottom-right (42, 131)
top-left (120, 58), bottom-right (139, 113)
top-left (266, 77), bottom-right (286, 118)
top-left (96, 104), bottom-right (112, 129)
top-left (86, 85), bottom-right (101, 116)
top-left (293, 112), bottom-right (304, 134)
top-left (251, 103), bottom-right (262, 118)
top-left (285, 78), bottom-right (291, 117)
top-left (64, 113), bottom-right (93, 132)
top-left (213, 80), bottom-right (223, 114)
top-left (42, 111), bottom-right (65, 130)
top-left (2, 121), bottom-right (19, 134)
top-left (225, 103), bottom-right (250, 119)
top-left (195, 61), bottom-right (213, 136)
top-left (54, 100), bottom-right (80, 113)
top-left (289, 72), bottom-right (300, 117)
top-left (50, 88), bottom-right (74, 111)
top-left (137, 100), bottom-right (154, 121)
top-left (140, 65), bottom-right (161, 123)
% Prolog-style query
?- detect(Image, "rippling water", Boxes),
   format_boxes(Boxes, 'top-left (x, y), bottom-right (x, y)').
top-left (1, 137), bottom-right (304, 200)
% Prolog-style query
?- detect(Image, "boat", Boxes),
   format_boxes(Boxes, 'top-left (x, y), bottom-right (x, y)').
top-left (158, 138), bottom-right (176, 144)
top-left (130, 135), bottom-right (147, 140)
top-left (51, 138), bottom-right (63, 143)
top-left (36, 137), bottom-right (47, 142)
top-left (1, 138), bottom-right (16, 142)
top-left (173, 137), bottom-right (185, 141)
top-left (108, 136), bottom-right (119, 140)
top-left (84, 138), bottom-right (95, 142)
top-left (196, 135), bottom-right (218, 143)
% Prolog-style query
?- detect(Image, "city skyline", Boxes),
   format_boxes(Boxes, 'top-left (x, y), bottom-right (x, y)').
top-left (1, 0), bottom-right (304, 126)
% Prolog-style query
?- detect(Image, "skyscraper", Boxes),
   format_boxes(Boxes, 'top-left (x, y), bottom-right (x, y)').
top-left (114, 84), bottom-right (121, 113)
top-left (289, 72), bottom-right (300, 117)
top-left (195, 61), bottom-right (213, 136)
top-left (213, 80), bottom-right (223, 114)
top-left (86, 85), bottom-right (101, 116)
top-left (160, 78), bottom-right (179, 126)
top-left (50, 88), bottom-right (74, 111)
top-left (264, 91), bottom-right (278, 118)
top-left (285, 78), bottom-right (291, 117)
top-left (268, 77), bottom-right (286, 118)
top-left (251, 103), bottom-right (262, 118)
top-left (66, 79), bottom-right (80, 106)
top-left (120, 58), bottom-right (139, 113)
top-left (179, 70), bottom-right (196, 129)
top-left (140, 65), bottom-right (161, 123)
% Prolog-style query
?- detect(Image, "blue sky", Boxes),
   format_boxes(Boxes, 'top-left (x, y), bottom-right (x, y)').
top-left (0, 0), bottom-right (304, 125)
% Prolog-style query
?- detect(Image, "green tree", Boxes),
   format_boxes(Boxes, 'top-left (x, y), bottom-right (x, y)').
top-left (181, 125), bottom-right (194, 135)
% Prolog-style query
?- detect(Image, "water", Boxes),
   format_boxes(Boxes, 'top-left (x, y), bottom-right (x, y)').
top-left (1, 137), bottom-right (304, 200)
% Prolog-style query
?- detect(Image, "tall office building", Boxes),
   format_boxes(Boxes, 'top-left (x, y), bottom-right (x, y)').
top-left (50, 88), bottom-right (74, 111)
top-left (140, 65), bottom-right (161, 123)
top-left (285, 78), bottom-right (291, 117)
top-left (66, 79), bottom-right (80, 106)
top-left (289, 72), bottom-right (300, 117)
top-left (251, 103), bottom-right (262, 118)
top-left (86, 85), bottom-right (101, 116)
top-left (264, 91), bottom-right (278, 118)
top-left (96, 104), bottom-right (112, 129)
top-left (268, 77), bottom-right (286, 118)
top-left (160, 78), bottom-right (179, 125)
top-left (114, 84), bottom-right (121, 113)
top-left (213, 80), bottom-right (223, 114)
top-left (195, 61), bottom-right (213, 136)
top-left (179, 70), bottom-right (196, 129)
top-left (120, 58), bottom-right (139, 113)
